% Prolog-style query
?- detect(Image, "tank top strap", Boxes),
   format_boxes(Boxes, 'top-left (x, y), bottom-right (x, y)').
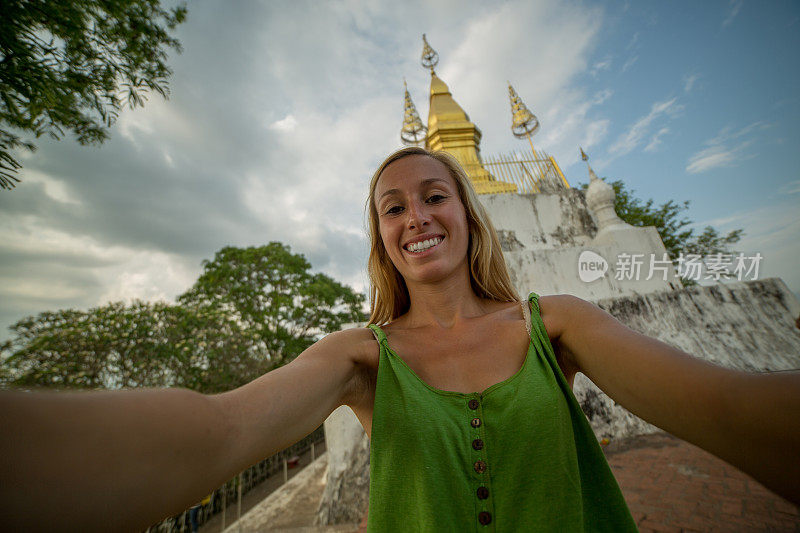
top-left (527, 290), bottom-right (541, 314)
top-left (366, 323), bottom-right (388, 346)
top-left (526, 291), bottom-right (547, 344)
top-left (526, 290), bottom-right (566, 385)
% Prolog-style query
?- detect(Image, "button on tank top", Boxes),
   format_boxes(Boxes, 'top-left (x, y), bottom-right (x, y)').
top-left (366, 292), bottom-right (637, 532)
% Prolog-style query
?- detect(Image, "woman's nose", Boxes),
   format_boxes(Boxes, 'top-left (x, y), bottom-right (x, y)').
top-left (406, 201), bottom-right (430, 229)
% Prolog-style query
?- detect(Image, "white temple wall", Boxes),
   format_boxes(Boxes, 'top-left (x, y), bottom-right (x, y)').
top-left (481, 190), bottom-right (680, 299)
top-left (479, 190), bottom-right (595, 250)
top-left (575, 278), bottom-right (800, 439)
top-left (314, 404), bottom-right (370, 524)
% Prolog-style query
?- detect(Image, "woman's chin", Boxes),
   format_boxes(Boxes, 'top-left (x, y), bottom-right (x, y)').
top-left (401, 261), bottom-right (465, 286)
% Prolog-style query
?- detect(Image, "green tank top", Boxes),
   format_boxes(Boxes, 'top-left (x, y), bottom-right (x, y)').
top-left (366, 292), bottom-right (637, 532)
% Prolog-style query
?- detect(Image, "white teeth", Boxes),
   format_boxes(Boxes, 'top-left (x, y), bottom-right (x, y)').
top-left (407, 237), bottom-right (442, 253)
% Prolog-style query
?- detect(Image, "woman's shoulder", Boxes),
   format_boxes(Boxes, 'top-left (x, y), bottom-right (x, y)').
top-left (536, 293), bottom-right (606, 340)
top-left (536, 293), bottom-right (581, 310)
top-left (318, 327), bottom-right (380, 366)
top-left (322, 326), bottom-right (378, 348)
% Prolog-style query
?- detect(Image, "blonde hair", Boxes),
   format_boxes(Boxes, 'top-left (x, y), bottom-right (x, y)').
top-left (366, 147), bottom-right (520, 325)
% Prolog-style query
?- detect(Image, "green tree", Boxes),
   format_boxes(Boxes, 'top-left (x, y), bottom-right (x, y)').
top-left (1, 302), bottom-right (168, 390)
top-left (581, 179), bottom-right (743, 258)
top-left (179, 242), bottom-right (367, 369)
top-left (0, 0), bottom-right (187, 189)
top-left (1, 242), bottom-right (367, 391)
top-left (159, 303), bottom-right (268, 393)
top-left (0, 301), bottom-right (261, 393)
top-left (681, 225), bottom-right (744, 257)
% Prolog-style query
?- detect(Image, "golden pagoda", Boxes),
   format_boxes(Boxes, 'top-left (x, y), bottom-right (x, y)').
top-left (403, 35), bottom-right (570, 195)
top-left (418, 35), bottom-right (517, 194)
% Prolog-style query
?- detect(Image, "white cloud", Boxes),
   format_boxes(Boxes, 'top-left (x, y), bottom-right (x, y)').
top-left (778, 180), bottom-right (800, 195)
top-left (685, 122), bottom-right (768, 174)
top-left (0, 277), bottom-right (87, 301)
top-left (592, 89), bottom-right (613, 105)
top-left (644, 127), bottom-right (670, 152)
top-left (608, 97), bottom-right (681, 157)
top-left (686, 143), bottom-right (747, 173)
top-left (117, 97), bottom-right (199, 149)
top-left (696, 200), bottom-right (800, 293)
top-left (421, 1), bottom-right (606, 169)
top-left (722, 0), bottom-right (744, 27)
top-left (621, 55), bottom-right (638, 73)
top-left (714, 121), bottom-right (769, 141)
top-left (97, 253), bottom-right (197, 304)
top-left (591, 57), bottom-right (613, 76)
top-left (268, 114), bottom-right (298, 131)
top-left (0, 218), bottom-right (198, 308)
top-left (540, 95), bottom-right (610, 167)
top-left (683, 73), bottom-right (699, 93)
top-left (626, 32), bottom-right (640, 50)
top-left (162, 150), bottom-right (175, 168)
top-left (23, 170), bottom-right (82, 206)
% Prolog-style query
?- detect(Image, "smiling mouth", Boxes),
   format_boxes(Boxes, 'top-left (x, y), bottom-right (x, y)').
top-left (404, 236), bottom-right (444, 254)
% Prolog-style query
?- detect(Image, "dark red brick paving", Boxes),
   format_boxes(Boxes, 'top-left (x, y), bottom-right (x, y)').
top-left (605, 432), bottom-right (800, 532)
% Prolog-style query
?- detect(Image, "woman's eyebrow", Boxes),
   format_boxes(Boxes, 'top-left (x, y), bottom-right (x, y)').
top-left (378, 178), bottom-right (450, 201)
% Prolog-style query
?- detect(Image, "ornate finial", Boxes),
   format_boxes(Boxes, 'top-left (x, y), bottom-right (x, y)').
top-left (401, 79), bottom-right (427, 146)
top-left (508, 83), bottom-right (540, 139)
top-left (580, 147), bottom-right (600, 181)
top-left (421, 34), bottom-right (439, 73)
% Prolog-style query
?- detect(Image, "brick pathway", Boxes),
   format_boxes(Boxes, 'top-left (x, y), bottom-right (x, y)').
top-left (605, 432), bottom-right (800, 532)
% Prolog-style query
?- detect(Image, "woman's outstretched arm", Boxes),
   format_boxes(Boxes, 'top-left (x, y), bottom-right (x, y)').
top-left (0, 328), bottom-right (370, 532)
top-left (539, 295), bottom-right (800, 505)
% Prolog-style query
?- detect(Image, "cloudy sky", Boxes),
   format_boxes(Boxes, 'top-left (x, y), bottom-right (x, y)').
top-left (1, 0), bottom-right (799, 338)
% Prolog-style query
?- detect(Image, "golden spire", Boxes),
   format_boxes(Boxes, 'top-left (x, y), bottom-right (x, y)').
top-left (508, 82), bottom-right (540, 139)
top-left (580, 146), bottom-right (589, 161)
top-left (418, 35), bottom-right (515, 194)
top-left (421, 34), bottom-right (439, 74)
top-left (401, 79), bottom-right (427, 146)
top-left (507, 82), bottom-right (570, 189)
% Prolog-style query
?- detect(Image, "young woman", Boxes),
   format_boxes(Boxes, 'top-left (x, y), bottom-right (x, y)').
top-left (1, 147), bottom-right (798, 532)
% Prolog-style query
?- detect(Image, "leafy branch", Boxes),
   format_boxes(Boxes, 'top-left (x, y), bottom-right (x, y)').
top-left (0, 0), bottom-right (187, 189)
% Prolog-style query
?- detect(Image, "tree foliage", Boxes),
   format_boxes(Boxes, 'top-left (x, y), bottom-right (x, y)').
top-left (179, 243), bottom-right (367, 368)
top-left (0, 301), bottom-right (259, 393)
top-left (581, 179), bottom-right (744, 258)
top-left (0, 0), bottom-right (187, 189)
top-left (0, 243), bottom-right (367, 392)
top-left (680, 225), bottom-right (744, 257)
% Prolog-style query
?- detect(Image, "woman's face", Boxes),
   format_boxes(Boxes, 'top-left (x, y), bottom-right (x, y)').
top-left (374, 155), bottom-right (470, 286)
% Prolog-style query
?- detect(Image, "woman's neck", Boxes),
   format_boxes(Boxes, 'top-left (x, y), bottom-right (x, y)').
top-left (402, 265), bottom-right (493, 330)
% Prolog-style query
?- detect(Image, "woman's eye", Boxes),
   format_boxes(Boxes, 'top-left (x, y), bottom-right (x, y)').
top-left (386, 206), bottom-right (403, 215)
top-left (427, 194), bottom-right (446, 203)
